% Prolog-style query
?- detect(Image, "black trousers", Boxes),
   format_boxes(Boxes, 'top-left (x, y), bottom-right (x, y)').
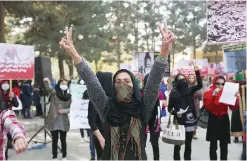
top-left (144, 127), bottom-right (160, 160)
top-left (209, 140), bottom-right (228, 160)
top-left (5, 134), bottom-right (12, 160)
top-left (174, 132), bottom-right (194, 160)
top-left (51, 130), bottom-right (67, 158)
top-left (80, 129), bottom-right (90, 138)
top-left (241, 142), bottom-right (246, 160)
top-left (93, 135), bottom-right (103, 160)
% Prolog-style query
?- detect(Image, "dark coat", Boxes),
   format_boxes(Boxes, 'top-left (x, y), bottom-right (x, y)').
top-left (20, 83), bottom-right (33, 107)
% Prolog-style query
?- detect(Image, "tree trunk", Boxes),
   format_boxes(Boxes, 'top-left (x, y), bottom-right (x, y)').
top-left (66, 58), bottom-right (74, 79)
top-left (58, 56), bottom-right (65, 78)
top-left (94, 60), bottom-right (98, 72)
top-left (0, 2), bottom-right (5, 43)
top-left (144, 23), bottom-right (150, 51)
top-left (193, 37), bottom-right (196, 59)
top-left (215, 50), bottom-right (218, 64)
top-left (134, 1), bottom-right (139, 54)
top-left (117, 42), bottom-right (121, 70)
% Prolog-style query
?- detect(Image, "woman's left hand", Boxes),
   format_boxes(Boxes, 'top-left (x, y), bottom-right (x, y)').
top-left (58, 109), bottom-right (65, 114)
top-left (235, 92), bottom-right (241, 98)
top-left (191, 61), bottom-right (199, 71)
top-left (158, 24), bottom-right (176, 58)
top-left (13, 137), bottom-right (27, 154)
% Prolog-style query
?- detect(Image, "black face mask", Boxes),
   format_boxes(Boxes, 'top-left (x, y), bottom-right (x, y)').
top-left (176, 79), bottom-right (188, 89)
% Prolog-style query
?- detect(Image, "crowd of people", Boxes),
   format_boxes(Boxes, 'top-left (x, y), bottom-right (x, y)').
top-left (0, 24), bottom-right (245, 161)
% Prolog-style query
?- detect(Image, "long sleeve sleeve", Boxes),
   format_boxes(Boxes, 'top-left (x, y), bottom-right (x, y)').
top-left (88, 101), bottom-right (99, 132)
top-left (1, 110), bottom-right (26, 140)
top-left (203, 89), bottom-right (218, 113)
top-left (62, 108), bottom-right (70, 114)
top-left (190, 70), bottom-right (203, 94)
top-left (75, 60), bottom-right (109, 123)
top-left (44, 81), bottom-right (56, 95)
top-left (143, 58), bottom-right (168, 122)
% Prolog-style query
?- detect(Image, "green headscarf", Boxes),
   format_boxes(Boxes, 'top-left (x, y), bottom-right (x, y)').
top-left (235, 72), bottom-right (245, 81)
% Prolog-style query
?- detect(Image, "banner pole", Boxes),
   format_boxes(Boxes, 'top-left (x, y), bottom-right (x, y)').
top-left (9, 79), bottom-right (12, 101)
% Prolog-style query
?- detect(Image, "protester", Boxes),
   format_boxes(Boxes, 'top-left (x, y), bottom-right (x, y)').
top-left (188, 74), bottom-right (202, 140)
top-left (44, 78), bottom-right (72, 160)
top-left (12, 81), bottom-right (21, 98)
top-left (168, 63), bottom-right (202, 160)
top-left (20, 80), bottom-right (33, 119)
top-left (231, 71), bottom-right (246, 143)
top-left (0, 80), bottom-right (20, 160)
top-left (143, 74), bottom-right (161, 160)
top-left (88, 72), bottom-right (112, 160)
top-left (33, 84), bottom-right (43, 117)
top-left (81, 89), bottom-right (96, 159)
top-left (203, 75), bottom-right (240, 160)
top-left (59, 25), bottom-right (175, 160)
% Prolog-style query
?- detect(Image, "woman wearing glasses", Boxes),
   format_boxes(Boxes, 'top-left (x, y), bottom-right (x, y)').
top-left (203, 75), bottom-right (240, 160)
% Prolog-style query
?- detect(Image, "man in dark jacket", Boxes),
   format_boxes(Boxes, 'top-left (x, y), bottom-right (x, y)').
top-left (20, 80), bottom-right (33, 119)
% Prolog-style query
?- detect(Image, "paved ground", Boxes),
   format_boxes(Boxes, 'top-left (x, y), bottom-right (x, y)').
top-left (8, 114), bottom-right (243, 160)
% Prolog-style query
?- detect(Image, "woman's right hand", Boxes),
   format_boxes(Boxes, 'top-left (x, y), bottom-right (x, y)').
top-left (99, 137), bottom-right (105, 149)
top-left (59, 27), bottom-right (82, 64)
top-left (43, 78), bottom-right (50, 83)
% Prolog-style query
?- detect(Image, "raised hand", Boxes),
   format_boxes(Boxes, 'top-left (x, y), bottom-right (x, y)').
top-left (191, 61), bottom-right (199, 71)
top-left (59, 27), bottom-right (81, 63)
top-left (43, 77), bottom-right (50, 83)
top-left (158, 24), bottom-right (176, 58)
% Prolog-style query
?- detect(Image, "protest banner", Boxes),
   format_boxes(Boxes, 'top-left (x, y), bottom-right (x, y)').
top-left (70, 99), bottom-right (90, 129)
top-left (137, 52), bottom-right (155, 76)
top-left (69, 81), bottom-right (90, 129)
top-left (207, 1), bottom-right (247, 44)
top-left (223, 44), bottom-right (246, 73)
top-left (176, 59), bottom-right (208, 76)
top-left (0, 43), bottom-right (35, 80)
top-left (120, 64), bottom-right (132, 71)
top-left (208, 63), bottom-right (217, 75)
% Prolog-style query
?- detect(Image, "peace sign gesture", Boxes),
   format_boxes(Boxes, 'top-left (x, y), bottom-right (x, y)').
top-left (158, 24), bottom-right (176, 58)
top-left (190, 60), bottom-right (199, 71)
top-left (59, 27), bottom-right (81, 63)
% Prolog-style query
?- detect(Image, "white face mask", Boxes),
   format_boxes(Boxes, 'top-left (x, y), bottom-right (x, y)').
top-left (1, 83), bottom-right (10, 91)
top-left (80, 80), bottom-right (84, 85)
top-left (60, 85), bottom-right (68, 91)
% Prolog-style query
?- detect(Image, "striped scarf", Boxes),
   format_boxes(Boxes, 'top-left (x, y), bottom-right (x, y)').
top-left (110, 117), bottom-right (142, 160)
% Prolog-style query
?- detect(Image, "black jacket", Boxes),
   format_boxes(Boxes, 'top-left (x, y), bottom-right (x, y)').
top-left (86, 72), bottom-right (113, 134)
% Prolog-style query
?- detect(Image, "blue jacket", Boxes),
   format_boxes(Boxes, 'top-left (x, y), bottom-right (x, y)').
top-left (20, 83), bottom-right (33, 106)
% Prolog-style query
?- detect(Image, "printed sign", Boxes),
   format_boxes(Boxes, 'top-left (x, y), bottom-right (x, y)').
top-left (120, 64), bottom-right (132, 71)
top-left (0, 43), bottom-right (34, 80)
top-left (70, 82), bottom-right (87, 100)
top-left (207, 1), bottom-right (247, 44)
top-left (176, 59), bottom-right (208, 76)
top-left (69, 81), bottom-right (90, 129)
top-left (70, 99), bottom-right (90, 129)
top-left (223, 44), bottom-right (246, 73)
